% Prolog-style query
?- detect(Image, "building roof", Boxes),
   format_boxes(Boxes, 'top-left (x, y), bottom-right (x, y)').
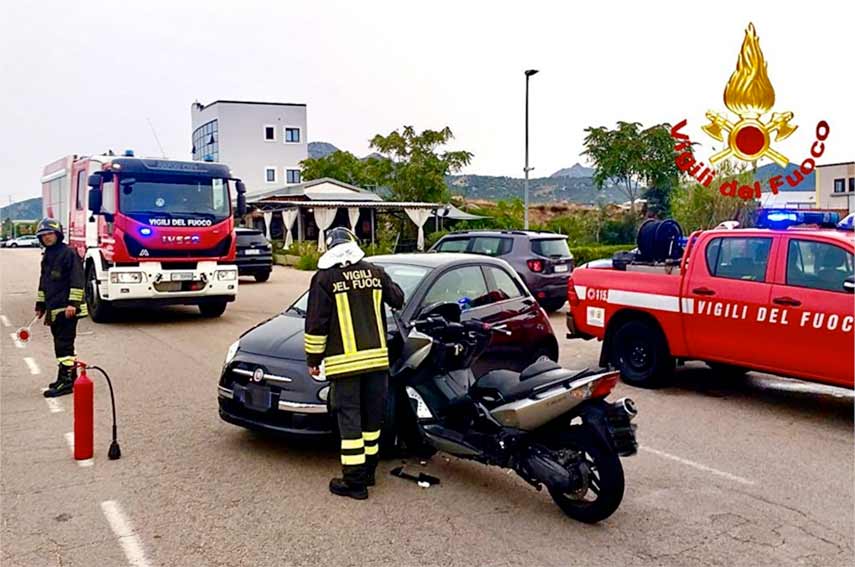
top-left (192, 99), bottom-right (307, 112)
top-left (249, 177), bottom-right (383, 203)
top-left (816, 161), bottom-right (855, 169)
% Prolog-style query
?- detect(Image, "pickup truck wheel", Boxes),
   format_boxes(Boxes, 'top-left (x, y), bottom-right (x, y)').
top-left (85, 265), bottom-right (113, 323)
top-left (612, 320), bottom-right (673, 388)
top-left (198, 300), bottom-right (228, 318)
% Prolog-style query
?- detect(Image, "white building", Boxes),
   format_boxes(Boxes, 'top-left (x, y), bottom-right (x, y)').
top-left (757, 191), bottom-right (816, 209)
top-left (190, 100), bottom-right (308, 197)
top-left (815, 162), bottom-right (855, 213)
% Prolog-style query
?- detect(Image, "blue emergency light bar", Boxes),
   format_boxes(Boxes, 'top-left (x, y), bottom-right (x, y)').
top-left (756, 209), bottom-right (840, 230)
top-left (838, 213), bottom-right (855, 231)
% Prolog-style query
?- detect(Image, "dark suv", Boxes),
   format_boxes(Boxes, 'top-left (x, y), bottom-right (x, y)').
top-left (429, 230), bottom-right (573, 311)
top-left (235, 227), bottom-right (273, 282)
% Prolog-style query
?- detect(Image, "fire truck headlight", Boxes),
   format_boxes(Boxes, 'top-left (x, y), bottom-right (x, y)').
top-left (216, 269), bottom-right (237, 281)
top-left (224, 340), bottom-right (240, 366)
top-left (110, 272), bottom-right (144, 284)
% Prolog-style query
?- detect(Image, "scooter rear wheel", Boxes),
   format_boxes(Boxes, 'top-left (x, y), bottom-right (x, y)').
top-left (543, 425), bottom-right (625, 524)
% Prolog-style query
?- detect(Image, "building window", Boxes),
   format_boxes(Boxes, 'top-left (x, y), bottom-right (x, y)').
top-left (265, 167), bottom-right (277, 183)
top-left (849, 177), bottom-right (854, 192)
top-left (284, 127), bottom-right (301, 143)
top-left (286, 169), bottom-right (301, 184)
top-left (833, 178), bottom-right (846, 193)
top-left (264, 125), bottom-right (276, 141)
top-left (192, 119), bottom-right (219, 162)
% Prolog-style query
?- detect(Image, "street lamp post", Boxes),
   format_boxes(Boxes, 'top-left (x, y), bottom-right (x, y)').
top-left (524, 69), bottom-right (539, 230)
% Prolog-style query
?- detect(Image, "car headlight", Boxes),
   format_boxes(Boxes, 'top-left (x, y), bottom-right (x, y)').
top-left (110, 272), bottom-right (144, 284)
top-left (217, 269), bottom-right (237, 281)
top-left (224, 340), bottom-right (240, 366)
top-left (317, 385), bottom-right (330, 402)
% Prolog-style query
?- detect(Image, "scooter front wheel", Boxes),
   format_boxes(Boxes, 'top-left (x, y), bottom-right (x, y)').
top-left (543, 425), bottom-right (625, 524)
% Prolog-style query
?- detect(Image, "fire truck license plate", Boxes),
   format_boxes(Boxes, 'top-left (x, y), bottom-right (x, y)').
top-left (554, 264), bottom-right (568, 273)
top-left (170, 272), bottom-right (195, 281)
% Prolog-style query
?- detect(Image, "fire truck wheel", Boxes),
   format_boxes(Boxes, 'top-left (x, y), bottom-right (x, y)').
top-left (199, 301), bottom-right (228, 318)
top-left (612, 319), bottom-right (673, 388)
top-left (85, 265), bottom-right (113, 323)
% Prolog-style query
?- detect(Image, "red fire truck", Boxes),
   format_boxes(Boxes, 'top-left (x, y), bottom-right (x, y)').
top-left (565, 212), bottom-right (855, 389)
top-left (41, 152), bottom-right (247, 322)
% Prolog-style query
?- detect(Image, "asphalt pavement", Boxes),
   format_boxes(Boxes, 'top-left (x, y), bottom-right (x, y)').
top-left (1, 248), bottom-right (852, 567)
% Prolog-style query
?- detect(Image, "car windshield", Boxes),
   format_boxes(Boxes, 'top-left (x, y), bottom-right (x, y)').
top-left (532, 238), bottom-right (571, 258)
top-left (118, 173), bottom-right (231, 225)
top-left (286, 263), bottom-right (431, 316)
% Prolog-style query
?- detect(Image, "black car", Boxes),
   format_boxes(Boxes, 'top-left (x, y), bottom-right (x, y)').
top-left (218, 253), bottom-right (558, 439)
top-left (429, 230), bottom-right (574, 311)
top-left (235, 227), bottom-right (273, 282)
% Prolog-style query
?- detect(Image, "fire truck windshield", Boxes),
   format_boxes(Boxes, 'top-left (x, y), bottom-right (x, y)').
top-left (118, 174), bottom-right (231, 226)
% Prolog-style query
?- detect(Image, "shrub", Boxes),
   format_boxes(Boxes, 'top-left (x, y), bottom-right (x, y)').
top-left (570, 244), bottom-right (634, 266)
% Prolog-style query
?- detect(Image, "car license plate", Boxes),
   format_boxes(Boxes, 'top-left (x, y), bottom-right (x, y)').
top-left (242, 384), bottom-right (272, 411)
top-left (170, 272), bottom-right (194, 281)
top-left (554, 264), bottom-right (568, 273)
top-left (244, 249), bottom-right (261, 255)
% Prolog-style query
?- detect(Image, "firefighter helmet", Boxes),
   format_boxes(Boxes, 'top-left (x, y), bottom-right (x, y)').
top-left (325, 226), bottom-right (358, 250)
top-left (36, 218), bottom-right (64, 240)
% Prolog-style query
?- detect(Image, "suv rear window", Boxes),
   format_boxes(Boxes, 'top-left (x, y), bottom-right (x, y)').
top-left (435, 238), bottom-right (469, 253)
top-left (532, 238), bottom-right (570, 258)
top-left (470, 236), bottom-right (512, 256)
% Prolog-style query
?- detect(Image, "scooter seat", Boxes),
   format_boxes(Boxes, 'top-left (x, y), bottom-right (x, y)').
top-left (473, 365), bottom-right (578, 405)
top-left (520, 358), bottom-right (561, 380)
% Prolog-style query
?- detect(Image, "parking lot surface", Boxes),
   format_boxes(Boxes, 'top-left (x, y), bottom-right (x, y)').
top-left (2, 248), bottom-right (852, 566)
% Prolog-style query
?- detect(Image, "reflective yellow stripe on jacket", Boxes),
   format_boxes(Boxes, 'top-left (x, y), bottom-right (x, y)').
top-left (304, 333), bottom-right (327, 354)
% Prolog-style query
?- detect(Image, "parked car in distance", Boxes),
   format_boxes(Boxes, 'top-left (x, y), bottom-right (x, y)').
top-left (5, 235), bottom-right (40, 248)
top-left (430, 230), bottom-right (573, 311)
top-left (218, 253), bottom-right (559, 441)
top-left (234, 227), bottom-right (273, 282)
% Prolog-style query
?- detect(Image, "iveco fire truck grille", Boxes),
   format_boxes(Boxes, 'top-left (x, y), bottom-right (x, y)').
top-left (124, 234), bottom-right (232, 258)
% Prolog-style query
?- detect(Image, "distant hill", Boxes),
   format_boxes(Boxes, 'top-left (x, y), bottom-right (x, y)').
top-left (307, 141), bottom-right (339, 159)
top-left (446, 174), bottom-right (626, 205)
top-left (753, 162), bottom-right (814, 192)
top-left (550, 163), bottom-right (594, 178)
top-left (1, 197), bottom-right (41, 221)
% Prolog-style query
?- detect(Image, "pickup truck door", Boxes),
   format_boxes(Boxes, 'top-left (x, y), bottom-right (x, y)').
top-left (683, 234), bottom-right (777, 368)
top-left (765, 236), bottom-right (854, 387)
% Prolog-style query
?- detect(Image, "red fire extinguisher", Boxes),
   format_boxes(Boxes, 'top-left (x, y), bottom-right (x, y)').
top-left (73, 364), bottom-right (94, 460)
top-left (73, 361), bottom-right (122, 461)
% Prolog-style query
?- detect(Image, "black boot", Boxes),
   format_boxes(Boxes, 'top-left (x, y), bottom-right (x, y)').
top-left (47, 365), bottom-right (64, 390)
top-left (365, 456), bottom-right (378, 487)
top-left (44, 365), bottom-right (74, 398)
top-left (329, 478), bottom-right (368, 500)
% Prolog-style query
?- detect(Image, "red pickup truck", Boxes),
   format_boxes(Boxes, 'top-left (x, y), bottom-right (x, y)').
top-left (566, 221), bottom-right (854, 389)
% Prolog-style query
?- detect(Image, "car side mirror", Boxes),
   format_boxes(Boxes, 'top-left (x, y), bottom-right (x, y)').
top-left (417, 301), bottom-right (462, 323)
top-left (844, 276), bottom-right (854, 294)
top-left (88, 188), bottom-right (103, 214)
top-left (235, 180), bottom-right (247, 216)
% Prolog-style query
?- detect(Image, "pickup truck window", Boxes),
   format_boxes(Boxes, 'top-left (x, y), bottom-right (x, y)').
top-left (787, 239), bottom-right (854, 293)
top-left (705, 237), bottom-right (772, 282)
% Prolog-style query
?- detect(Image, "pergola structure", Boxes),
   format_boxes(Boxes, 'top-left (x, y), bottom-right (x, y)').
top-left (246, 177), bottom-right (484, 251)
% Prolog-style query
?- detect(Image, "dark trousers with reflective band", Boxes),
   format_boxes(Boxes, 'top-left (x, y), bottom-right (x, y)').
top-left (329, 370), bottom-right (387, 484)
top-left (50, 315), bottom-right (78, 368)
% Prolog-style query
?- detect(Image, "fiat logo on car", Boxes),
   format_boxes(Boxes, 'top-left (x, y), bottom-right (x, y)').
top-left (252, 368), bottom-right (264, 383)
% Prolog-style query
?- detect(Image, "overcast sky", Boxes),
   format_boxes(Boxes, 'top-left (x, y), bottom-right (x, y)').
top-left (1, 0), bottom-right (852, 204)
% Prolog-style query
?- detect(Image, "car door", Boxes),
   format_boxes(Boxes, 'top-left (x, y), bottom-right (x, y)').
top-left (683, 234), bottom-right (777, 368)
top-left (417, 264), bottom-right (507, 375)
top-left (765, 236), bottom-right (854, 386)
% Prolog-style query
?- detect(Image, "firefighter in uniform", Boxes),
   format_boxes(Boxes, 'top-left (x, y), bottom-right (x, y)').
top-left (304, 227), bottom-right (404, 500)
top-left (34, 218), bottom-right (88, 397)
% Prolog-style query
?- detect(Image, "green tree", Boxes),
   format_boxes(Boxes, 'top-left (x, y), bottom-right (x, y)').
top-left (672, 160), bottom-right (755, 232)
top-left (300, 150), bottom-right (379, 189)
top-left (583, 121), bottom-right (683, 216)
top-left (370, 126), bottom-right (473, 202)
